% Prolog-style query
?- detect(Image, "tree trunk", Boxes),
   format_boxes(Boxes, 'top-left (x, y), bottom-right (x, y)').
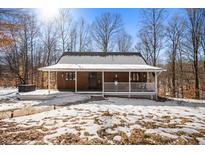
top-left (23, 25), bottom-right (29, 84)
top-left (179, 50), bottom-right (184, 98)
top-left (204, 49), bottom-right (205, 70)
top-left (194, 49), bottom-right (200, 99)
top-left (30, 36), bottom-right (34, 84)
top-left (152, 9), bottom-right (157, 66)
top-left (171, 47), bottom-right (176, 97)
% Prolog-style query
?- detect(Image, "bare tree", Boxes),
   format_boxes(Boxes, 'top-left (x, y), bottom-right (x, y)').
top-left (27, 15), bottom-right (39, 83)
top-left (117, 30), bottom-right (132, 52)
top-left (18, 15), bottom-right (30, 84)
top-left (201, 10), bottom-right (205, 71)
top-left (1, 14), bottom-right (36, 84)
top-left (166, 15), bottom-right (185, 97)
top-left (69, 24), bottom-right (77, 52)
top-left (185, 8), bottom-right (204, 99)
top-left (78, 17), bottom-right (91, 52)
top-left (135, 32), bottom-right (152, 63)
top-left (42, 21), bottom-right (58, 66)
top-left (177, 44), bottom-right (185, 98)
top-left (92, 12), bottom-right (123, 52)
top-left (201, 25), bottom-right (205, 70)
top-left (57, 9), bottom-right (72, 53)
top-left (137, 9), bottom-right (165, 66)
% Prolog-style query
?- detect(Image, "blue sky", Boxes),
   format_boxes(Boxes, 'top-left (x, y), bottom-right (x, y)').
top-left (68, 8), bottom-right (185, 63)
top-left (32, 8), bottom-right (185, 42)
top-left (71, 8), bottom-right (184, 41)
top-left (32, 8), bottom-right (185, 63)
top-left (72, 8), bottom-right (141, 39)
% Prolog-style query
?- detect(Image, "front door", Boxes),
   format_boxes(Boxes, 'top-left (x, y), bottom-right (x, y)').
top-left (89, 72), bottom-right (97, 90)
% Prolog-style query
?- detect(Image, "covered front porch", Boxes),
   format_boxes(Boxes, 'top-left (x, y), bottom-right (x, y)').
top-left (50, 71), bottom-right (159, 97)
top-left (39, 63), bottom-right (164, 98)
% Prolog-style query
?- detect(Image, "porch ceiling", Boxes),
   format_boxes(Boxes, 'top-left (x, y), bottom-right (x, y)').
top-left (38, 64), bottom-right (165, 72)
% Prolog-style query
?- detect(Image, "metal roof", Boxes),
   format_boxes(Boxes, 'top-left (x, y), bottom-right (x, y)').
top-left (39, 64), bottom-right (165, 72)
top-left (58, 52), bottom-right (147, 65)
top-left (39, 52), bottom-right (165, 72)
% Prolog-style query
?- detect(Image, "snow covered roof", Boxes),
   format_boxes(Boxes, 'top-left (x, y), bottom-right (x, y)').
top-left (39, 64), bottom-right (164, 72)
top-left (39, 52), bottom-right (165, 72)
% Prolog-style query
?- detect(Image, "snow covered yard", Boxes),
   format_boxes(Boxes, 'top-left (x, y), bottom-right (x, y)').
top-left (0, 88), bottom-right (90, 113)
top-left (0, 87), bottom-right (17, 100)
top-left (0, 87), bottom-right (205, 145)
top-left (0, 87), bottom-right (40, 113)
top-left (0, 97), bottom-right (205, 145)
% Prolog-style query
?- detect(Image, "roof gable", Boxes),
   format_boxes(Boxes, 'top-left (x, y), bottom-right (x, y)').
top-left (57, 52), bottom-right (147, 65)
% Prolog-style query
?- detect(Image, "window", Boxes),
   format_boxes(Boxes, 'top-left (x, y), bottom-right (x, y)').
top-left (131, 73), bottom-right (139, 82)
top-left (131, 73), bottom-right (147, 82)
top-left (65, 72), bottom-right (75, 80)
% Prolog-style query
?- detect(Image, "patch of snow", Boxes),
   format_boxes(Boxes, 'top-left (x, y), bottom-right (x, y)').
top-left (115, 126), bottom-right (132, 137)
top-left (181, 122), bottom-right (205, 129)
top-left (17, 92), bottom-right (90, 106)
top-left (167, 97), bottom-right (205, 104)
top-left (113, 135), bottom-right (122, 142)
top-left (90, 97), bottom-right (205, 108)
top-left (0, 100), bottom-right (41, 111)
top-left (25, 140), bottom-right (36, 145)
top-left (2, 97), bottom-right (205, 144)
top-left (145, 129), bottom-right (178, 139)
top-left (180, 128), bottom-right (199, 133)
top-left (0, 87), bottom-right (17, 100)
top-left (40, 64), bottom-right (163, 72)
top-left (38, 93), bottom-right (90, 106)
top-left (0, 87), bottom-right (17, 95)
top-left (106, 128), bottom-right (117, 134)
top-left (157, 127), bottom-right (199, 135)
top-left (19, 89), bottom-right (60, 96)
top-left (197, 137), bottom-right (205, 145)
top-left (82, 124), bottom-right (101, 139)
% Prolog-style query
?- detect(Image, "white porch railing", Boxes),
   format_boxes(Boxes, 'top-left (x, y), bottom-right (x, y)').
top-left (131, 82), bottom-right (155, 92)
top-left (104, 82), bottom-right (155, 92)
top-left (104, 82), bottom-right (129, 92)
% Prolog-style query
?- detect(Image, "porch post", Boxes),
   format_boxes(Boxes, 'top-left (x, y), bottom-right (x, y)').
top-left (55, 71), bottom-right (57, 89)
top-left (102, 71), bottom-right (104, 96)
top-left (129, 71), bottom-right (131, 97)
top-left (48, 70), bottom-right (50, 94)
top-left (75, 71), bottom-right (77, 93)
top-left (155, 71), bottom-right (158, 99)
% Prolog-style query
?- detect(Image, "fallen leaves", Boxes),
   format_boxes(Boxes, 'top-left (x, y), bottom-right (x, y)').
top-left (51, 133), bottom-right (81, 144)
top-left (129, 129), bottom-right (144, 144)
top-left (140, 121), bottom-right (158, 129)
top-left (0, 104), bottom-right (205, 145)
